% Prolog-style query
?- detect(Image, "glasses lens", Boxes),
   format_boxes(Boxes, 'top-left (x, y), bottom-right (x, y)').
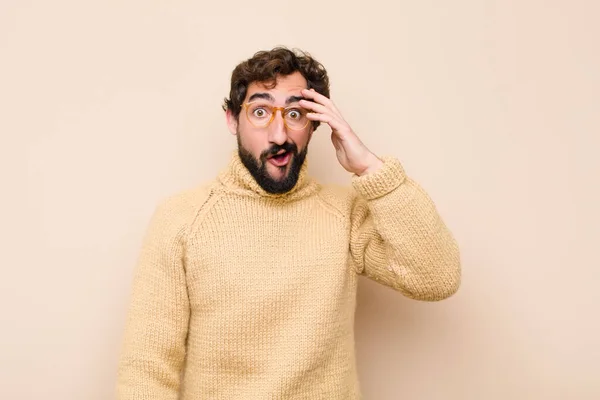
top-left (246, 103), bottom-right (272, 127)
top-left (245, 104), bottom-right (309, 129)
top-left (284, 107), bottom-right (309, 130)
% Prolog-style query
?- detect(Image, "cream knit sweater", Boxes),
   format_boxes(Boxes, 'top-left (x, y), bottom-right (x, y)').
top-left (116, 151), bottom-right (461, 399)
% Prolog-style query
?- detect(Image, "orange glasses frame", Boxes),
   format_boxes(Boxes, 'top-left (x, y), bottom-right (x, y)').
top-left (241, 102), bottom-right (311, 131)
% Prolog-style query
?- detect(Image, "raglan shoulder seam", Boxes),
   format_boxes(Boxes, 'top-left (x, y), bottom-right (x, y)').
top-left (314, 183), bottom-right (355, 222)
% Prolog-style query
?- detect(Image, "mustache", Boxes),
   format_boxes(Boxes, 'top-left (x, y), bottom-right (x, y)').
top-left (261, 142), bottom-right (298, 161)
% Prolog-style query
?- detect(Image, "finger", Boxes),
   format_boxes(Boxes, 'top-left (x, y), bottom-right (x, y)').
top-left (306, 112), bottom-right (334, 123)
top-left (299, 99), bottom-right (330, 115)
top-left (300, 96), bottom-right (343, 120)
top-left (301, 88), bottom-right (341, 116)
top-left (302, 88), bottom-right (337, 109)
top-left (306, 112), bottom-right (348, 138)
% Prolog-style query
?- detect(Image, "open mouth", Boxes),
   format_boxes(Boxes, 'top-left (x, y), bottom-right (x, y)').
top-left (267, 150), bottom-right (292, 167)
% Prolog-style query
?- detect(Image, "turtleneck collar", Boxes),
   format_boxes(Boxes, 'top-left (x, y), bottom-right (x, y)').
top-left (217, 150), bottom-right (320, 202)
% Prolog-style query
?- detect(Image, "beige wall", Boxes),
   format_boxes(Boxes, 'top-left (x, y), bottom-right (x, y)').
top-left (4, 0), bottom-right (599, 399)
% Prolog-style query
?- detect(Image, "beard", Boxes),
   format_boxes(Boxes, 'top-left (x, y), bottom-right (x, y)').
top-left (237, 134), bottom-right (308, 194)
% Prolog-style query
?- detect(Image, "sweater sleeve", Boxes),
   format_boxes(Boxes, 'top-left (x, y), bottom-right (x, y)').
top-left (349, 156), bottom-right (461, 301)
top-left (116, 198), bottom-right (191, 399)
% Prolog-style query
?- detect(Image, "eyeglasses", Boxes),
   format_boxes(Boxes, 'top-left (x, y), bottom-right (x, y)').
top-left (241, 102), bottom-right (310, 130)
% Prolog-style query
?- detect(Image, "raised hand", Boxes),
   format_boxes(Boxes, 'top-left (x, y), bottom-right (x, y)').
top-left (300, 88), bottom-right (383, 176)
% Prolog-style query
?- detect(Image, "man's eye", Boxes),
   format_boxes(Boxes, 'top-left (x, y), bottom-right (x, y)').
top-left (253, 108), bottom-right (267, 117)
top-left (286, 109), bottom-right (302, 119)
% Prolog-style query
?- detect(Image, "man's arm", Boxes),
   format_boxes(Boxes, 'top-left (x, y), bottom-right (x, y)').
top-left (298, 88), bottom-right (460, 300)
top-left (116, 198), bottom-right (191, 399)
top-left (349, 156), bottom-right (461, 301)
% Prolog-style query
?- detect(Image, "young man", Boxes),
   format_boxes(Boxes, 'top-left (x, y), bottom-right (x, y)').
top-left (116, 47), bottom-right (461, 399)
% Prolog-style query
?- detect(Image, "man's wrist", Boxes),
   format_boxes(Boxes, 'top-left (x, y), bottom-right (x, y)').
top-left (355, 153), bottom-right (384, 176)
top-left (351, 156), bottom-right (407, 200)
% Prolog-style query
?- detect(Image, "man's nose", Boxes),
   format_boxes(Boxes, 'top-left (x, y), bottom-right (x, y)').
top-left (267, 110), bottom-right (288, 145)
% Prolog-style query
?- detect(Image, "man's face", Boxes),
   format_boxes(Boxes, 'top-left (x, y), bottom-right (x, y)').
top-left (226, 71), bottom-right (314, 194)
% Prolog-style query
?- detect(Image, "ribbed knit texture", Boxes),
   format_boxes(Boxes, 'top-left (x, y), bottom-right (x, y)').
top-left (116, 151), bottom-right (461, 399)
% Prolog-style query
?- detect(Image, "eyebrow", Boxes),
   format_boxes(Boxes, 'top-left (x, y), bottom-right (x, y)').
top-left (285, 95), bottom-right (305, 105)
top-left (247, 92), bottom-right (306, 105)
top-left (247, 92), bottom-right (274, 103)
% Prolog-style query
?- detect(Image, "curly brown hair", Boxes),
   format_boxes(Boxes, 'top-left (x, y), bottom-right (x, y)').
top-left (222, 46), bottom-right (330, 130)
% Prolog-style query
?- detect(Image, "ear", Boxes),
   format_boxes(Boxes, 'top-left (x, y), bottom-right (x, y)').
top-left (225, 108), bottom-right (238, 135)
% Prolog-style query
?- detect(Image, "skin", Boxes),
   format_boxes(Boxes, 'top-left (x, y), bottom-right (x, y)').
top-left (226, 71), bottom-right (383, 187)
top-left (226, 72), bottom-right (313, 183)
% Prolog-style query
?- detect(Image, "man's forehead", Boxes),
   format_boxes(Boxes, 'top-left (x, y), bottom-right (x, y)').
top-left (248, 83), bottom-right (305, 95)
top-left (246, 86), bottom-right (304, 95)
top-left (246, 87), bottom-right (306, 105)
top-left (246, 91), bottom-right (305, 105)
top-left (246, 72), bottom-right (307, 99)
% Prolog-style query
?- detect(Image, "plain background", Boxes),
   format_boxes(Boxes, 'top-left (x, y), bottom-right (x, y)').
top-left (3, 0), bottom-right (599, 399)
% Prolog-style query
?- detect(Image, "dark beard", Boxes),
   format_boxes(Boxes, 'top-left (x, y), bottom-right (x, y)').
top-left (237, 136), bottom-right (308, 194)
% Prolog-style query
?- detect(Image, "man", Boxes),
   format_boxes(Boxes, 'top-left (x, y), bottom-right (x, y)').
top-left (116, 47), bottom-right (461, 399)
